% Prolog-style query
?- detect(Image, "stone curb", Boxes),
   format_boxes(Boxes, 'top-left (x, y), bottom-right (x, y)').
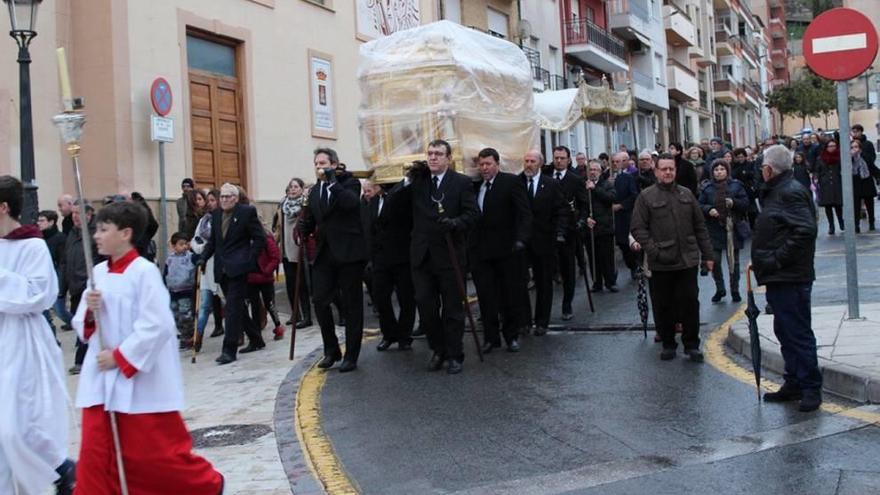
top-left (273, 345), bottom-right (325, 495)
top-left (726, 322), bottom-right (880, 404)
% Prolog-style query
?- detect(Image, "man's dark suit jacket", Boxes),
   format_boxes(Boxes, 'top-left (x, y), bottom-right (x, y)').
top-left (468, 171), bottom-right (532, 261)
top-left (202, 203), bottom-right (265, 280)
top-left (369, 187), bottom-right (413, 268)
top-left (409, 169), bottom-right (479, 269)
top-left (520, 172), bottom-right (569, 255)
top-left (300, 174), bottom-right (368, 264)
top-left (546, 167), bottom-right (588, 237)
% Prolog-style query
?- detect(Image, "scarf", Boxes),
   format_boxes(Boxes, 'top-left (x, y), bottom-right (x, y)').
top-left (282, 196), bottom-right (304, 220)
top-left (820, 147), bottom-right (840, 166)
top-left (3, 224), bottom-right (42, 240)
top-left (853, 154), bottom-right (870, 179)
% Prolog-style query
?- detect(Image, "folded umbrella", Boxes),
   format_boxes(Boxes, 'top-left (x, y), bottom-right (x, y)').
top-left (745, 264), bottom-right (762, 401)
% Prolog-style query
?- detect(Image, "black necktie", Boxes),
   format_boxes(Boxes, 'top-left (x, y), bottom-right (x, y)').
top-left (432, 176), bottom-right (439, 192)
top-left (528, 178), bottom-right (535, 199)
top-left (321, 183), bottom-right (328, 206)
top-left (556, 172), bottom-right (562, 181)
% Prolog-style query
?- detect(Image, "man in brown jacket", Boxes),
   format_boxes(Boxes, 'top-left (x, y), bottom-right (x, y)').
top-left (631, 154), bottom-right (714, 362)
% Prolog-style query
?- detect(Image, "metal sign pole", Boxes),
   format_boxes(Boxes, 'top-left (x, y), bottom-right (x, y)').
top-left (158, 140), bottom-right (168, 266)
top-left (838, 81), bottom-right (860, 319)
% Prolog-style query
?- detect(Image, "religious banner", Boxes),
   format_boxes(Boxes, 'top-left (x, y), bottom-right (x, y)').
top-left (308, 50), bottom-right (336, 139)
top-left (356, 0), bottom-right (421, 41)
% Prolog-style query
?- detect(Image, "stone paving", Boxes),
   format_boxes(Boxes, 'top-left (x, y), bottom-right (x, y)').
top-left (57, 309), bottom-right (320, 495)
top-left (728, 302), bottom-right (880, 404)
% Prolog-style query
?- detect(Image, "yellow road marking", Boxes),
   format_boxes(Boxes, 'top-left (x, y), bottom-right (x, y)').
top-left (295, 357), bottom-right (360, 495)
top-left (704, 306), bottom-right (880, 424)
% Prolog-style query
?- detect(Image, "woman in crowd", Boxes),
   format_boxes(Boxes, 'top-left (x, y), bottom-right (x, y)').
top-left (816, 140), bottom-right (845, 235)
top-left (273, 178), bottom-right (313, 329)
top-left (687, 146), bottom-right (707, 185)
top-left (851, 138), bottom-right (876, 232)
top-left (698, 159), bottom-right (750, 303)
top-left (792, 151), bottom-right (812, 190)
top-left (191, 188), bottom-right (225, 339)
top-left (180, 189), bottom-right (204, 238)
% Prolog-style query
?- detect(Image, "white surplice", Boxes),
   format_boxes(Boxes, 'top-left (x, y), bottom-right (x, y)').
top-left (0, 238), bottom-right (69, 495)
top-left (73, 256), bottom-right (184, 413)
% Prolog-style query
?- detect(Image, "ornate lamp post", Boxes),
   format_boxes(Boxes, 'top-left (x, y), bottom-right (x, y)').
top-left (4, 0), bottom-right (41, 224)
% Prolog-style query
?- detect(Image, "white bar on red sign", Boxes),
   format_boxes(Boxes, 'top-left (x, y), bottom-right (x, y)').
top-left (812, 33), bottom-right (868, 54)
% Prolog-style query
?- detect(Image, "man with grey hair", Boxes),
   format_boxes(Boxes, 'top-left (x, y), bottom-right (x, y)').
top-left (57, 193), bottom-right (75, 235)
top-left (752, 144), bottom-right (821, 412)
top-left (201, 182), bottom-right (267, 365)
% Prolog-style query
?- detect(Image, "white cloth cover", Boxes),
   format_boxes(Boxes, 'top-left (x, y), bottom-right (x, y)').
top-left (0, 238), bottom-right (68, 495)
top-left (73, 257), bottom-right (185, 414)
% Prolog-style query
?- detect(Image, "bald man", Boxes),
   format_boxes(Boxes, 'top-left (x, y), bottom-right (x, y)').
top-left (519, 150), bottom-right (568, 335)
top-left (57, 194), bottom-right (74, 235)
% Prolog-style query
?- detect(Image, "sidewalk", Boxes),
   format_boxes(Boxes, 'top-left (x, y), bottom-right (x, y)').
top-left (58, 310), bottom-right (322, 495)
top-left (727, 303), bottom-right (880, 403)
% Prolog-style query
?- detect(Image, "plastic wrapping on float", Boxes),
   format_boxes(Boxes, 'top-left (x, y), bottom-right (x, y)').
top-left (358, 20), bottom-right (539, 182)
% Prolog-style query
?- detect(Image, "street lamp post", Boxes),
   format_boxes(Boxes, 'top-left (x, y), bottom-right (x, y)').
top-left (4, 0), bottom-right (41, 225)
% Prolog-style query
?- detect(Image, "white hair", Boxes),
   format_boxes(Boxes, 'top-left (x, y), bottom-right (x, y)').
top-left (638, 149), bottom-right (653, 159)
top-left (220, 183), bottom-right (239, 197)
top-left (762, 145), bottom-right (792, 173)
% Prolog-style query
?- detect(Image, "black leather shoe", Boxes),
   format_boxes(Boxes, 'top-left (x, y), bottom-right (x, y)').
top-left (711, 289), bottom-right (726, 303)
top-left (447, 359), bottom-right (463, 374)
top-left (591, 285), bottom-right (603, 292)
top-left (607, 285), bottom-right (619, 293)
top-left (210, 327), bottom-right (224, 337)
top-left (428, 353), bottom-right (445, 371)
top-left (731, 292), bottom-right (742, 302)
top-left (412, 326), bottom-right (425, 337)
top-left (317, 353), bottom-right (341, 369)
top-left (377, 339), bottom-right (393, 351)
top-left (216, 353), bottom-right (236, 365)
top-left (55, 459), bottom-right (76, 495)
top-left (561, 313), bottom-right (573, 321)
top-left (481, 342), bottom-right (499, 354)
top-left (295, 319), bottom-right (313, 329)
top-left (534, 327), bottom-right (548, 336)
top-left (660, 348), bottom-right (675, 361)
top-left (338, 360), bottom-right (357, 373)
top-left (398, 341), bottom-right (412, 351)
top-left (239, 343), bottom-right (265, 354)
top-left (507, 339), bottom-right (520, 352)
top-left (685, 348), bottom-right (704, 363)
top-left (798, 389), bottom-right (822, 412)
top-left (764, 382), bottom-right (803, 402)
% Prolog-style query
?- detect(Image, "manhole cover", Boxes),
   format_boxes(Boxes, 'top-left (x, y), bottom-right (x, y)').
top-left (190, 424), bottom-right (272, 448)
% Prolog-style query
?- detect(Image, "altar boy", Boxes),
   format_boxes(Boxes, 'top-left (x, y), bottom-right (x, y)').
top-left (73, 201), bottom-right (223, 494)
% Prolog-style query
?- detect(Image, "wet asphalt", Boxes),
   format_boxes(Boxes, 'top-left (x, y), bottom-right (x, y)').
top-left (291, 216), bottom-right (880, 494)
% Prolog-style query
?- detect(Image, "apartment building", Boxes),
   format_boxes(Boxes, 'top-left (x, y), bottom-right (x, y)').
top-left (682, 0), bottom-right (719, 144)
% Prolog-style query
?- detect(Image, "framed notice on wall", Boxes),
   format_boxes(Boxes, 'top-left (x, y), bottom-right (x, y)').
top-left (308, 50), bottom-right (337, 140)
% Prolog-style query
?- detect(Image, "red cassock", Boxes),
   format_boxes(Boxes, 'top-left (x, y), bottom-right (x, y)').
top-left (74, 407), bottom-right (222, 495)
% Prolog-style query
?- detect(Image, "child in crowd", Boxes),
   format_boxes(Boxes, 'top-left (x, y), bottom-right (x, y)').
top-left (0, 176), bottom-right (75, 495)
top-left (72, 201), bottom-right (223, 493)
top-left (164, 232), bottom-right (198, 349)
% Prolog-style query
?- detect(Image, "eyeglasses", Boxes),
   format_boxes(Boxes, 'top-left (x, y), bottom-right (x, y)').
top-left (219, 194), bottom-right (235, 199)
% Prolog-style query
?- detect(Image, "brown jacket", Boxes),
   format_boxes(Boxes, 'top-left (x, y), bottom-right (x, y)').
top-left (630, 182), bottom-right (713, 272)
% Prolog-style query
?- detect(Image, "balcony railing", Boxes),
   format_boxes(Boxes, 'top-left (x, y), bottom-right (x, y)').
top-left (522, 46), bottom-right (541, 69)
top-left (534, 66), bottom-right (550, 87)
top-left (714, 79), bottom-right (739, 92)
top-left (608, 0), bottom-right (649, 21)
top-left (551, 75), bottom-right (567, 91)
top-left (563, 18), bottom-right (627, 61)
top-left (668, 57), bottom-right (696, 77)
top-left (741, 40), bottom-right (758, 63)
top-left (699, 90), bottom-right (709, 110)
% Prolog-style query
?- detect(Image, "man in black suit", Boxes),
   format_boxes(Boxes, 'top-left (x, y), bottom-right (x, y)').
top-left (549, 146), bottom-right (588, 320)
top-left (612, 151), bottom-right (640, 280)
top-left (469, 148), bottom-right (532, 353)
top-left (299, 148), bottom-right (368, 373)
top-left (369, 182), bottom-right (416, 351)
top-left (201, 183), bottom-right (266, 365)
top-left (519, 150), bottom-right (568, 336)
top-left (584, 160), bottom-right (618, 292)
top-left (407, 139), bottom-right (479, 374)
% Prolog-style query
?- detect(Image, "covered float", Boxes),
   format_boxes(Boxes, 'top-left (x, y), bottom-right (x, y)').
top-left (357, 20), bottom-right (539, 182)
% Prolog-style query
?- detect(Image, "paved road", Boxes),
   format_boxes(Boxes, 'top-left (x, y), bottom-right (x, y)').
top-left (316, 218), bottom-right (880, 494)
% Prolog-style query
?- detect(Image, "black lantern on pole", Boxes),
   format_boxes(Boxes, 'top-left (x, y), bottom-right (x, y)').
top-left (4, 0), bottom-right (41, 224)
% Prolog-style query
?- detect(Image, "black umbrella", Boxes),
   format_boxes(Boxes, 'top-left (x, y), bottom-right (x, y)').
top-left (636, 255), bottom-right (649, 339)
top-left (745, 264), bottom-right (762, 401)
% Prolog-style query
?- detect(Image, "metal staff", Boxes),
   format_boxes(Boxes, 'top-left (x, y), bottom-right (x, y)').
top-left (725, 214), bottom-right (735, 288)
top-left (289, 194), bottom-right (310, 361)
top-left (570, 199), bottom-right (594, 313)
top-left (53, 110), bottom-right (130, 495)
top-left (587, 188), bottom-right (597, 284)
top-left (445, 232), bottom-right (484, 362)
top-left (191, 270), bottom-right (203, 363)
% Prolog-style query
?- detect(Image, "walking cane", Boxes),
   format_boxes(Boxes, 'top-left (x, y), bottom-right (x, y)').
top-left (445, 233), bottom-right (484, 362)
top-left (53, 48), bottom-right (130, 495)
top-left (191, 270), bottom-right (203, 363)
top-left (289, 195), bottom-right (309, 361)
top-left (587, 188), bottom-right (597, 283)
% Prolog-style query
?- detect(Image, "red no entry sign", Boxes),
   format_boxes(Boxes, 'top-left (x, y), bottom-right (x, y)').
top-left (803, 8), bottom-right (878, 81)
top-left (150, 77), bottom-right (173, 116)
